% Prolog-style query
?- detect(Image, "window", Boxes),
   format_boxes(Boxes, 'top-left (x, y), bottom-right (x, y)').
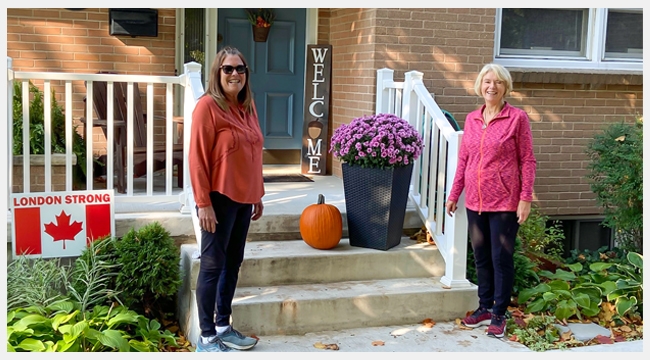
top-left (604, 9), bottom-right (643, 60)
top-left (494, 8), bottom-right (643, 72)
top-left (500, 9), bottom-right (587, 57)
top-left (549, 218), bottom-right (614, 258)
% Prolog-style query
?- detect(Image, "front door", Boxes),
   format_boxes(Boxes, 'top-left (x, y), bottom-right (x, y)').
top-left (217, 8), bottom-right (306, 150)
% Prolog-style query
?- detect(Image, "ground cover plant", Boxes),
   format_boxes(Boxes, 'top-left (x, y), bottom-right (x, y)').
top-left (6, 222), bottom-right (192, 352)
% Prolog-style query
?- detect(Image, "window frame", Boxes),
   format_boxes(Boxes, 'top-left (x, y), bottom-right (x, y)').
top-left (493, 8), bottom-right (643, 72)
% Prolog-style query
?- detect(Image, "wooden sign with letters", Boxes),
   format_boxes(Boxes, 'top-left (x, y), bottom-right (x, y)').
top-left (300, 45), bottom-right (332, 175)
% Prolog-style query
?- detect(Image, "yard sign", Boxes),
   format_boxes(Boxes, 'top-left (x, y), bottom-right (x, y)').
top-left (11, 190), bottom-right (115, 258)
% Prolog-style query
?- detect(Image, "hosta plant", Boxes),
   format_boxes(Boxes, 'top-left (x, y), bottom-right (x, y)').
top-left (517, 251), bottom-right (643, 322)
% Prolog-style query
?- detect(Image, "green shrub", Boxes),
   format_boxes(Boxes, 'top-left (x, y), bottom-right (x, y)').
top-left (585, 119), bottom-right (643, 253)
top-left (517, 205), bottom-right (565, 260)
top-left (115, 222), bottom-right (182, 319)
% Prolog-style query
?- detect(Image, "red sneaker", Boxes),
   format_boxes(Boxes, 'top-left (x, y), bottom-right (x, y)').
top-left (461, 307), bottom-right (492, 328)
top-left (486, 314), bottom-right (507, 338)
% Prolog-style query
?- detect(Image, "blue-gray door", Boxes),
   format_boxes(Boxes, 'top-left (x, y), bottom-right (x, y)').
top-left (217, 8), bottom-right (306, 149)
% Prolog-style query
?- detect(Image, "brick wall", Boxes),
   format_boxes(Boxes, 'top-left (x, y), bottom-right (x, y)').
top-left (323, 8), bottom-right (643, 217)
top-left (508, 79), bottom-right (642, 216)
top-left (327, 9), bottom-right (380, 177)
top-left (7, 8), bottom-right (178, 156)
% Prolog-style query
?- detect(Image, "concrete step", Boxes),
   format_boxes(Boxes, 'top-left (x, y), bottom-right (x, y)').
top-left (181, 277), bottom-right (477, 341)
top-left (177, 237), bottom-right (478, 343)
top-left (183, 237), bottom-right (447, 289)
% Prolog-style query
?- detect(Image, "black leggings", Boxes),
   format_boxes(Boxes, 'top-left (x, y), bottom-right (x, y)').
top-left (195, 191), bottom-right (252, 337)
top-left (466, 209), bottom-right (519, 316)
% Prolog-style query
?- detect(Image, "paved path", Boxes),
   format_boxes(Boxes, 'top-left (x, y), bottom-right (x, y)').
top-left (243, 321), bottom-right (644, 353)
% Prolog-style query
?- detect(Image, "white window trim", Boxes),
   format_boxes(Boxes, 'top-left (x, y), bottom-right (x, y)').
top-left (493, 8), bottom-right (642, 73)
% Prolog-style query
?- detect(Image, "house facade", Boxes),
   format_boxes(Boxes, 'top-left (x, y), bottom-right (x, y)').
top-left (6, 8), bottom-right (643, 251)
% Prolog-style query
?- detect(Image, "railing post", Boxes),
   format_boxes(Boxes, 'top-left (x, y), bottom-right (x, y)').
top-left (401, 70), bottom-right (422, 127)
top-left (440, 131), bottom-right (471, 288)
top-left (7, 57), bottom-right (14, 215)
top-left (375, 68), bottom-right (394, 114)
top-left (402, 70), bottom-right (423, 201)
top-left (179, 61), bottom-right (203, 215)
top-left (179, 61), bottom-right (204, 250)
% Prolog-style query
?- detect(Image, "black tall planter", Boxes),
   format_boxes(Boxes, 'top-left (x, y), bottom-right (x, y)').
top-left (342, 163), bottom-right (413, 251)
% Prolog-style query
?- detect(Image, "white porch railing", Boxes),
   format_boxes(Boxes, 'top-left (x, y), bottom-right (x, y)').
top-left (376, 68), bottom-right (471, 288)
top-left (6, 58), bottom-right (204, 216)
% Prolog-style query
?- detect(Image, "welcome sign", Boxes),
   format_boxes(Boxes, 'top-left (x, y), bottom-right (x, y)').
top-left (11, 190), bottom-right (115, 258)
top-left (300, 44), bottom-right (332, 175)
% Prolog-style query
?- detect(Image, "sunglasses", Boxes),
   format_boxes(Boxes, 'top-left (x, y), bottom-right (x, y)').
top-left (220, 65), bottom-right (247, 75)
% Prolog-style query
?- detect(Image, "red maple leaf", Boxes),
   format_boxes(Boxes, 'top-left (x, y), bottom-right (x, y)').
top-left (44, 210), bottom-right (83, 249)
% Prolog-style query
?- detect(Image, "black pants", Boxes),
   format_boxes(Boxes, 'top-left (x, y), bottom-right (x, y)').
top-left (466, 209), bottom-right (519, 316)
top-left (196, 191), bottom-right (252, 337)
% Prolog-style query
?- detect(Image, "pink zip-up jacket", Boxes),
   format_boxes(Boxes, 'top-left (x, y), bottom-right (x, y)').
top-left (447, 102), bottom-right (536, 213)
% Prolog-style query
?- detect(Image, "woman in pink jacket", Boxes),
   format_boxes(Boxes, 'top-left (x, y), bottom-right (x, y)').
top-left (445, 63), bottom-right (537, 339)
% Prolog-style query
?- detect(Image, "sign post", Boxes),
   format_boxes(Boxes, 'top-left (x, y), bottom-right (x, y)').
top-left (11, 190), bottom-right (115, 258)
top-left (300, 45), bottom-right (332, 175)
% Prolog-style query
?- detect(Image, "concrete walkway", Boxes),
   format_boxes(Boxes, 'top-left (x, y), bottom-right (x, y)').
top-left (245, 321), bottom-right (644, 352)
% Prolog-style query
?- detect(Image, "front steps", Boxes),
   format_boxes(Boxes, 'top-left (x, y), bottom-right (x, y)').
top-left (178, 237), bottom-right (478, 345)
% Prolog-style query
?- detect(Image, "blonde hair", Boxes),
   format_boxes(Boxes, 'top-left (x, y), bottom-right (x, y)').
top-left (204, 46), bottom-right (254, 114)
top-left (474, 63), bottom-right (513, 97)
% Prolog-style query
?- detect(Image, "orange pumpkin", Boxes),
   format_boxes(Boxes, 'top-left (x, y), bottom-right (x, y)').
top-left (299, 194), bottom-right (342, 250)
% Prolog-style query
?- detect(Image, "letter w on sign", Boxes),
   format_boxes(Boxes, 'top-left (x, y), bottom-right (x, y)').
top-left (11, 190), bottom-right (115, 259)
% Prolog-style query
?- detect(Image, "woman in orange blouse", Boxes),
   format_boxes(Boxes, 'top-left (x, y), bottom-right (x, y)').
top-left (189, 46), bottom-right (264, 352)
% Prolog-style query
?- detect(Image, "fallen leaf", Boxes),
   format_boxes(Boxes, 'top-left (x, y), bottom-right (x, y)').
top-left (614, 335), bottom-right (626, 342)
top-left (422, 318), bottom-right (436, 328)
top-left (250, 334), bottom-right (260, 340)
top-left (510, 308), bottom-right (525, 317)
top-left (314, 341), bottom-right (339, 350)
top-left (619, 325), bottom-right (632, 333)
top-left (372, 341), bottom-right (385, 346)
top-left (455, 318), bottom-right (462, 326)
top-left (513, 318), bottom-right (526, 328)
top-left (560, 330), bottom-right (573, 341)
top-left (594, 335), bottom-right (614, 344)
top-left (615, 135), bottom-right (626, 142)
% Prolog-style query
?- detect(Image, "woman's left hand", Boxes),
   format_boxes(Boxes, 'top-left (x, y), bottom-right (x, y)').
top-left (517, 200), bottom-right (532, 224)
top-left (252, 201), bottom-right (264, 221)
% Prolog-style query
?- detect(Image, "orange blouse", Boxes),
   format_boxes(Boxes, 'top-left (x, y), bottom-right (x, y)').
top-left (189, 95), bottom-right (265, 208)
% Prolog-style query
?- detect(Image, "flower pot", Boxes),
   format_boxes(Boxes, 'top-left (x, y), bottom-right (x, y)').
top-left (252, 25), bottom-right (271, 42)
top-left (342, 163), bottom-right (413, 251)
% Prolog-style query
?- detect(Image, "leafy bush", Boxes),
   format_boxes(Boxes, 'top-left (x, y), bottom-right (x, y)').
top-left (511, 237), bottom-right (541, 295)
top-left (115, 222), bottom-right (182, 319)
top-left (7, 301), bottom-right (179, 352)
top-left (517, 205), bottom-right (565, 259)
top-left (585, 119), bottom-right (643, 253)
top-left (12, 81), bottom-right (88, 186)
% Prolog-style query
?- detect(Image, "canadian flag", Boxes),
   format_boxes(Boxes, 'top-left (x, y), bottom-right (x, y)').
top-left (12, 190), bottom-right (114, 258)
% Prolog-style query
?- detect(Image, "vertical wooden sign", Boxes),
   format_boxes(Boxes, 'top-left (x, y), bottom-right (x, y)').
top-left (300, 45), bottom-right (332, 175)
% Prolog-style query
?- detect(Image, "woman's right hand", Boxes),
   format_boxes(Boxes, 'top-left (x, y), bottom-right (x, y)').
top-left (445, 200), bottom-right (457, 217)
top-left (198, 206), bottom-right (218, 233)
